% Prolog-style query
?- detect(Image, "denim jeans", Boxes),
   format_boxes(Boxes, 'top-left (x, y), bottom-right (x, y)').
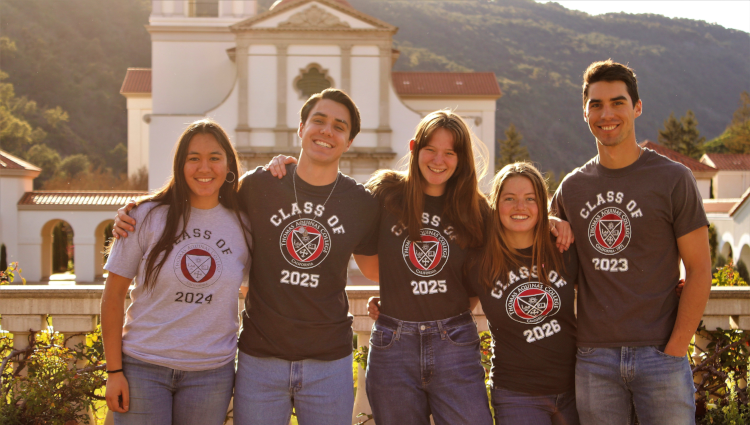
top-left (233, 351), bottom-right (354, 425)
top-left (491, 387), bottom-right (579, 425)
top-left (114, 354), bottom-right (234, 425)
top-left (365, 312), bottom-right (493, 425)
top-left (575, 346), bottom-right (696, 425)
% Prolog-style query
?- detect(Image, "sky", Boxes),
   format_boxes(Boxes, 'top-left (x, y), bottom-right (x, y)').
top-left (535, 1), bottom-right (750, 33)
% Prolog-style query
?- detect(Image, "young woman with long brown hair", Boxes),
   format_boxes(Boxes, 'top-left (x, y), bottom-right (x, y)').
top-left (101, 119), bottom-right (251, 425)
top-left (469, 162), bottom-right (580, 425)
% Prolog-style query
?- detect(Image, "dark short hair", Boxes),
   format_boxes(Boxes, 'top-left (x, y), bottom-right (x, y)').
top-left (299, 88), bottom-right (361, 140)
top-left (582, 59), bottom-right (640, 108)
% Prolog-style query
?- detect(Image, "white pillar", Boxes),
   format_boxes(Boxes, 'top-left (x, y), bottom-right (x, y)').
top-left (74, 236), bottom-right (96, 283)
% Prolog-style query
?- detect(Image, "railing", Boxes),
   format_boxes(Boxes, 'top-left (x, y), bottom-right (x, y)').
top-left (1, 285), bottom-right (749, 424)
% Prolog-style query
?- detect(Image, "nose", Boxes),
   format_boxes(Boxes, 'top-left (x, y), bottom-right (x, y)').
top-left (198, 158), bottom-right (211, 171)
top-left (320, 122), bottom-right (333, 137)
top-left (600, 104), bottom-right (615, 119)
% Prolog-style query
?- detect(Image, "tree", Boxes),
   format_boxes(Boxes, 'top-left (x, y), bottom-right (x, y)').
top-left (705, 92), bottom-right (750, 154)
top-left (58, 154), bottom-right (90, 178)
top-left (496, 123), bottom-right (529, 170)
top-left (657, 110), bottom-right (705, 159)
top-left (26, 143), bottom-right (60, 187)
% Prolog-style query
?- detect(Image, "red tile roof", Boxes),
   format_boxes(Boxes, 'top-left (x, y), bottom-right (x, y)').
top-left (703, 200), bottom-right (739, 214)
top-left (18, 191), bottom-right (148, 206)
top-left (702, 153), bottom-right (750, 171)
top-left (639, 141), bottom-right (716, 173)
top-left (270, 0), bottom-right (352, 10)
top-left (0, 150), bottom-right (41, 171)
top-left (120, 68), bottom-right (151, 94)
top-left (392, 72), bottom-right (502, 97)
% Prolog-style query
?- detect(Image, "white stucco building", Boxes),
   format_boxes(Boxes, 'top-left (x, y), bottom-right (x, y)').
top-left (3, 0), bottom-right (504, 283)
top-left (124, 0), bottom-right (502, 191)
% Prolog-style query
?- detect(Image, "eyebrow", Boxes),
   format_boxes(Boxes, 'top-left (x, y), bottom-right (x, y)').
top-left (312, 112), bottom-right (349, 128)
top-left (588, 95), bottom-right (628, 104)
top-left (188, 151), bottom-right (223, 155)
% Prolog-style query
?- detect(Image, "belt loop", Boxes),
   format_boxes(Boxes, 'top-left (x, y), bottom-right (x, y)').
top-left (437, 320), bottom-right (446, 340)
top-left (395, 321), bottom-right (403, 341)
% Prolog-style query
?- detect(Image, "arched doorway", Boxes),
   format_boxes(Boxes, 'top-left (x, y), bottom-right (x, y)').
top-left (40, 219), bottom-right (75, 281)
top-left (94, 220), bottom-right (115, 279)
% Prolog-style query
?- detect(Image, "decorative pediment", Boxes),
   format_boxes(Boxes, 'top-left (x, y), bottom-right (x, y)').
top-left (278, 5), bottom-right (350, 29)
top-left (230, 0), bottom-right (397, 32)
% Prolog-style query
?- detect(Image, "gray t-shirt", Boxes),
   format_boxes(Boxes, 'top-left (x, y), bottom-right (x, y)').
top-left (105, 202), bottom-right (251, 371)
top-left (551, 148), bottom-right (708, 347)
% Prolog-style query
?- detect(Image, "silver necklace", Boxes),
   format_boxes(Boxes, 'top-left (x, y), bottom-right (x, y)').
top-left (292, 167), bottom-right (339, 217)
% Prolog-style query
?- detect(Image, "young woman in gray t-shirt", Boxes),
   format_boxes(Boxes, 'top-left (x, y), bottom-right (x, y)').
top-left (101, 119), bottom-right (251, 425)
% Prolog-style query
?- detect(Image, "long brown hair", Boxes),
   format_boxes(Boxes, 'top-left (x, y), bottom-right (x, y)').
top-left (123, 119), bottom-right (250, 292)
top-left (366, 110), bottom-right (488, 249)
top-left (479, 162), bottom-right (562, 290)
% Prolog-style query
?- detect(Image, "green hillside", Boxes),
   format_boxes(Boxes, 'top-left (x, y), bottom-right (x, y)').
top-left (348, 0), bottom-right (750, 172)
top-left (1, 0), bottom-right (748, 175)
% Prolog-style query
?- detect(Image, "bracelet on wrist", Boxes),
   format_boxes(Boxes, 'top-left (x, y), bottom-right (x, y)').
top-left (107, 369), bottom-right (124, 374)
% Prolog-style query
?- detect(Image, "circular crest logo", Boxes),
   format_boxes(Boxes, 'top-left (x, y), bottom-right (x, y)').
top-left (173, 243), bottom-right (223, 289)
top-left (280, 218), bottom-right (331, 269)
top-left (588, 207), bottom-right (631, 255)
top-left (506, 283), bottom-right (560, 324)
top-left (401, 228), bottom-right (449, 277)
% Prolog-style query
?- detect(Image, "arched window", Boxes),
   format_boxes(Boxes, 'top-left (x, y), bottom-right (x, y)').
top-left (294, 65), bottom-right (333, 99)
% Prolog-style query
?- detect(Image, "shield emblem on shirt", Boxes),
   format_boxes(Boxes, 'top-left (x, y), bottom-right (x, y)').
top-left (174, 244), bottom-right (223, 289)
top-left (588, 208), bottom-right (631, 255)
top-left (506, 283), bottom-right (561, 324)
top-left (279, 218), bottom-right (331, 269)
top-left (402, 228), bottom-right (449, 278)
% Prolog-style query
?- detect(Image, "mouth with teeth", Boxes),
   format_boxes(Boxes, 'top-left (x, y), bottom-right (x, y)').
top-left (599, 124), bottom-right (619, 131)
top-left (510, 214), bottom-right (529, 220)
top-left (428, 166), bottom-right (447, 174)
top-left (196, 178), bottom-right (214, 183)
top-left (314, 140), bottom-right (332, 149)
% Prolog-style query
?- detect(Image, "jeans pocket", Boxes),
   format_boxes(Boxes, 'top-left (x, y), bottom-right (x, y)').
top-left (652, 346), bottom-right (686, 360)
top-left (444, 323), bottom-right (480, 346)
top-left (576, 346), bottom-right (597, 356)
top-left (369, 327), bottom-right (396, 349)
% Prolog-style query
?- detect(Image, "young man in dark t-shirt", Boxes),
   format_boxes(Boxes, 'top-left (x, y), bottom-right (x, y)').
top-left (114, 89), bottom-right (379, 425)
top-left (550, 60), bottom-right (711, 425)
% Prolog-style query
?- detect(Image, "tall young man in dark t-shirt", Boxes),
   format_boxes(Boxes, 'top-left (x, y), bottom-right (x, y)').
top-left (114, 89), bottom-right (379, 425)
top-left (550, 60), bottom-right (711, 425)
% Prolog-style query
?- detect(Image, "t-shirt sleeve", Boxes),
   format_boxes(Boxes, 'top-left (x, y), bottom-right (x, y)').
top-left (671, 167), bottom-right (709, 239)
top-left (562, 242), bottom-right (579, 285)
top-left (240, 213), bottom-right (252, 288)
top-left (550, 181), bottom-right (568, 221)
top-left (104, 205), bottom-right (151, 279)
top-left (353, 198), bottom-right (381, 256)
top-left (461, 250), bottom-right (482, 298)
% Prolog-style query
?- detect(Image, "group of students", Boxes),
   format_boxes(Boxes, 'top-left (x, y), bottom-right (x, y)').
top-left (102, 59), bottom-right (711, 425)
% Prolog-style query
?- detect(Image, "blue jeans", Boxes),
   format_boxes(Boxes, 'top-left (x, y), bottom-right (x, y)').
top-left (114, 354), bottom-right (234, 425)
top-left (365, 312), bottom-right (492, 425)
top-left (233, 350), bottom-right (354, 425)
top-left (575, 346), bottom-right (696, 425)
top-left (491, 387), bottom-right (579, 425)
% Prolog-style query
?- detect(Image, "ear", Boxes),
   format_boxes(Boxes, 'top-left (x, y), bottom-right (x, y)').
top-left (633, 99), bottom-right (643, 118)
top-left (582, 107), bottom-right (589, 123)
top-left (409, 139), bottom-right (415, 152)
top-left (297, 121), bottom-right (304, 138)
top-left (345, 139), bottom-right (353, 151)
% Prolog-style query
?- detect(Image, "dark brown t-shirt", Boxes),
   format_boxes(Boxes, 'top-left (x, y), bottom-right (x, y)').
top-left (366, 194), bottom-right (474, 322)
top-left (551, 149), bottom-right (708, 347)
top-left (469, 245), bottom-right (579, 395)
top-left (237, 165), bottom-right (379, 361)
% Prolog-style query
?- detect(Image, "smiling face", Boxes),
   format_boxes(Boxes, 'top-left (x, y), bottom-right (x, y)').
top-left (584, 80), bottom-right (642, 149)
top-left (298, 98), bottom-right (353, 166)
top-left (497, 175), bottom-right (539, 249)
top-left (416, 127), bottom-right (458, 196)
top-left (183, 133), bottom-right (228, 209)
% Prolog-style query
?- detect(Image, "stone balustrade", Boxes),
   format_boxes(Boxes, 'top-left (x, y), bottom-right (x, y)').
top-left (1, 285), bottom-right (749, 424)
